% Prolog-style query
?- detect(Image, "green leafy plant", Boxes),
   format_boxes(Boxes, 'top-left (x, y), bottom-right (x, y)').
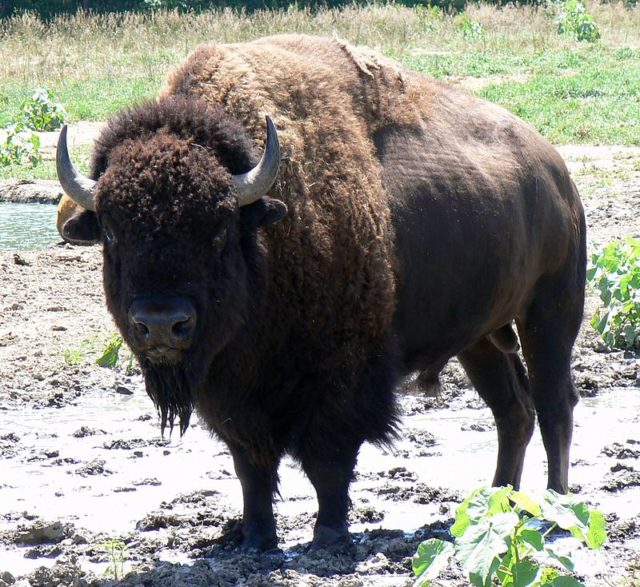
top-left (413, 486), bottom-right (607, 587)
top-left (457, 13), bottom-right (484, 40)
top-left (556, 0), bottom-right (601, 42)
top-left (20, 88), bottom-right (66, 132)
top-left (416, 4), bottom-right (444, 31)
top-left (96, 333), bottom-right (136, 374)
top-left (0, 123), bottom-right (41, 167)
top-left (96, 333), bottom-right (124, 368)
top-left (99, 538), bottom-right (128, 580)
top-left (587, 237), bottom-right (640, 350)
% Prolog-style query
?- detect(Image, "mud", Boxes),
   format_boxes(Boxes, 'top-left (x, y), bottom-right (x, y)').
top-left (0, 144), bottom-right (638, 586)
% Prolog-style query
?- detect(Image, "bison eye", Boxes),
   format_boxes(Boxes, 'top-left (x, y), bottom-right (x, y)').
top-left (213, 228), bottom-right (228, 253)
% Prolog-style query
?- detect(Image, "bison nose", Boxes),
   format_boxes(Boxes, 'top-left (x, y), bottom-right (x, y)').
top-left (128, 299), bottom-right (196, 351)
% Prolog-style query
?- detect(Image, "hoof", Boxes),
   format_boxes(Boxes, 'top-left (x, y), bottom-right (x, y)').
top-left (309, 525), bottom-right (352, 552)
top-left (241, 531), bottom-right (278, 552)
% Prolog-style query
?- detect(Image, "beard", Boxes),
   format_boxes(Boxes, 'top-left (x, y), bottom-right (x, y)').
top-left (141, 359), bottom-right (204, 436)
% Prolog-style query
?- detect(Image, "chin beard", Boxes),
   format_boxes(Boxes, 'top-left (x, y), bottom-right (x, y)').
top-left (141, 360), bottom-right (204, 436)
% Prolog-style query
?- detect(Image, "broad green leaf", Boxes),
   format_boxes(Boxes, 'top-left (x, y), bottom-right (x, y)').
top-left (549, 577), bottom-right (585, 587)
top-left (412, 539), bottom-right (454, 582)
top-left (585, 509), bottom-right (607, 549)
top-left (511, 491), bottom-right (542, 517)
top-left (455, 512), bottom-right (519, 578)
top-left (545, 546), bottom-right (575, 571)
top-left (452, 486), bottom-right (508, 537)
top-left (566, 501), bottom-right (590, 526)
top-left (519, 528), bottom-right (544, 551)
top-left (540, 492), bottom-right (586, 542)
top-left (488, 486), bottom-right (513, 516)
top-left (512, 560), bottom-right (540, 587)
top-left (451, 489), bottom-right (479, 537)
top-left (469, 557), bottom-right (500, 587)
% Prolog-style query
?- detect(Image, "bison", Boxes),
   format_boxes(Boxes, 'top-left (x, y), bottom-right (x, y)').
top-left (56, 34), bottom-right (586, 551)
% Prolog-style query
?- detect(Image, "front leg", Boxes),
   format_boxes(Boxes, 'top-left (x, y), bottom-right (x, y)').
top-left (228, 442), bottom-right (280, 551)
top-left (301, 445), bottom-right (359, 550)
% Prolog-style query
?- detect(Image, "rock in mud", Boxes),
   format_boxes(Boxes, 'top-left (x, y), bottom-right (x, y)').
top-left (73, 459), bottom-right (113, 477)
top-left (602, 441), bottom-right (640, 459)
top-left (14, 520), bottom-right (67, 545)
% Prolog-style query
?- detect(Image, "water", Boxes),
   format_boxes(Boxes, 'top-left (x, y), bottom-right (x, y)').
top-left (0, 202), bottom-right (59, 251)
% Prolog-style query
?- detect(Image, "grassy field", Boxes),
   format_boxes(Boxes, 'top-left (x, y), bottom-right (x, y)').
top-left (0, 1), bottom-right (639, 178)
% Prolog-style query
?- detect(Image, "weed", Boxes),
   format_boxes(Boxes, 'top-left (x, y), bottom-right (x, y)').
top-left (0, 123), bottom-right (41, 167)
top-left (63, 348), bottom-right (84, 366)
top-left (416, 4), bottom-right (444, 31)
top-left (98, 538), bottom-right (128, 580)
top-left (587, 237), bottom-right (640, 350)
top-left (413, 486), bottom-right (607, 587)
top-left (555, 0), bottom-right (601, 42)
top-left (96, 333), bottom-right (124, 368)
top-left (20, 88), bottom-right (66, 131)
top-left (96, 333), bottom-right (137, 374)
top-left (457, 13), bottom-right (484, 40)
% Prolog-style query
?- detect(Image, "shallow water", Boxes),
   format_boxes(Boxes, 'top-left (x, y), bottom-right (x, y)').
top-left (0, 203), bottom-right (58, 250)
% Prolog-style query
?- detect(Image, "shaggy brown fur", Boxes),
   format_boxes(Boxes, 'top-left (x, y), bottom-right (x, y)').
top-left (57, 34), bottom-right (586, 551)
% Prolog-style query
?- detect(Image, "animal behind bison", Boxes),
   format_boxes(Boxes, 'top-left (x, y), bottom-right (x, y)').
top-left (55, 34), bottom-right (586, 551)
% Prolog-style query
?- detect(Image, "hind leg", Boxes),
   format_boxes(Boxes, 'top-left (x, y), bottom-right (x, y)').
top-left (458, 338), bottom-right (535, 489)
top-left (517, 276), bottom-right (584, 492)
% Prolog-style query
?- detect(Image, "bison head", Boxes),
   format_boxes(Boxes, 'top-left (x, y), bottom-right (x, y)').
top-left (57, 99), bottom-right (287, 433)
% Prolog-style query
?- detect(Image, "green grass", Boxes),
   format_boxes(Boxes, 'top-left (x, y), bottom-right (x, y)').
top-left (477, 49), bottom-right (640, 144)
top-left (0, 1), bottom-right (639, 178)
top-left (0, 144), bottom-right (90, 180)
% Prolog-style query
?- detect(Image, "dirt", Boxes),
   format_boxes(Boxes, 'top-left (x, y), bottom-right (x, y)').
top-left (0, 142), bottom-right (639, 587)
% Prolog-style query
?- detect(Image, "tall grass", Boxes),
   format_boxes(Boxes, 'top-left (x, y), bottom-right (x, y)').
top-left (0, 2), bottom-right (638, 143)
top-left (2, 2), bottom-right (638, 87)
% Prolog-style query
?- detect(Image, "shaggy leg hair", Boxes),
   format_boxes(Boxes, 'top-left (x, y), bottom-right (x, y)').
top-left (141, 362), bottom-right (195, 435)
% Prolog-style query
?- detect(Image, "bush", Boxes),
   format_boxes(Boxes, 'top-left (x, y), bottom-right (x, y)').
top-left (0, 123), bottom-right (41, 167)
top-left (413, 486), bottom-right (606, 587)
top-left (20, 88), bottom-right (66, 132)
top-left (555, 0), bottom-right (601, 42)
top-left (587, 237), bottom-right (640, 350)
top-left (457, 12), bottom-right (485, 39)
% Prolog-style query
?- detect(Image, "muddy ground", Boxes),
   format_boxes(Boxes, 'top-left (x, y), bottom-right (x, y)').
top-left (0, 142), bottom-right (638, 586)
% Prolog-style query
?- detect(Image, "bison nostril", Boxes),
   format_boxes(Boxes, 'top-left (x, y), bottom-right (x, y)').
top-left (172, 316), bottom-right (193, 340)
top-left (134, 321), bottom-right (150, 337)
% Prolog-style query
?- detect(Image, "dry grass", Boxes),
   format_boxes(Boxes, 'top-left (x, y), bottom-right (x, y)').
top-left (0, 1), bottom-right (638, 146)
top-left (0, 1), bottom-right (638, 88)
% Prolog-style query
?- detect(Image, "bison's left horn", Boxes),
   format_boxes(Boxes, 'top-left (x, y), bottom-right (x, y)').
top-left (232, 116), bottom-right (280, 207)
top-left (56, 124), bottom-right (97, 212)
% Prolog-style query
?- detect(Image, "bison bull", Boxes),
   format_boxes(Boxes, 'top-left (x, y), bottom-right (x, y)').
top-left (56, 34), bottom-right (586, 550)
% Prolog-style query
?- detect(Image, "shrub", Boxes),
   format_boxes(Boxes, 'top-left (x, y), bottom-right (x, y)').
top-left (555, 0), bottom-right (601, 42)
top-left (0, 123), bottom-right (41, 167)
top-left (457, 12), bottom-right (484, 39)
top-left (587, 237), bottom-right (640, 350)
top-left (413, 486), bottom-right (606, 587)
top-left (20, 88), bottom-right (66, 131)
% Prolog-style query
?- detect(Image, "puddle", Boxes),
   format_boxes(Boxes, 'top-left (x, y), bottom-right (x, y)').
top-left (0, 202), bottom-right (58, 250)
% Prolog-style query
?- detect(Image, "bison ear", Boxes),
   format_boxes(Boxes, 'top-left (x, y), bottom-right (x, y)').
top-left (240, 198), bottom-right (288, 229)
top-left (61, 210), bottom-right (100, 245)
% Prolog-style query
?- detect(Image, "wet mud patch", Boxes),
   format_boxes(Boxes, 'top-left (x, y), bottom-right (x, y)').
top-left (0, 144), bottom-right (639, 585)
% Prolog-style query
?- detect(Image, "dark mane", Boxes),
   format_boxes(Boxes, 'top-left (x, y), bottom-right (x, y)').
top-left (90, 96), bottom-right (257, 180)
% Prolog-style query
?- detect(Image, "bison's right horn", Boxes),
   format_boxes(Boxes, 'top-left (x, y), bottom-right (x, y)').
top-left (232, 116), bottom-right (280, 207)
top-left (56, 124), bottom-right (97, 212)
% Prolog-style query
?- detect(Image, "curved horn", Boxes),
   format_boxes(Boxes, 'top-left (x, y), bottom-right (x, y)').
top-left (56, 124), bottom-right (97, 212)
top-left (232, 116), bottom-right (280, 207)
